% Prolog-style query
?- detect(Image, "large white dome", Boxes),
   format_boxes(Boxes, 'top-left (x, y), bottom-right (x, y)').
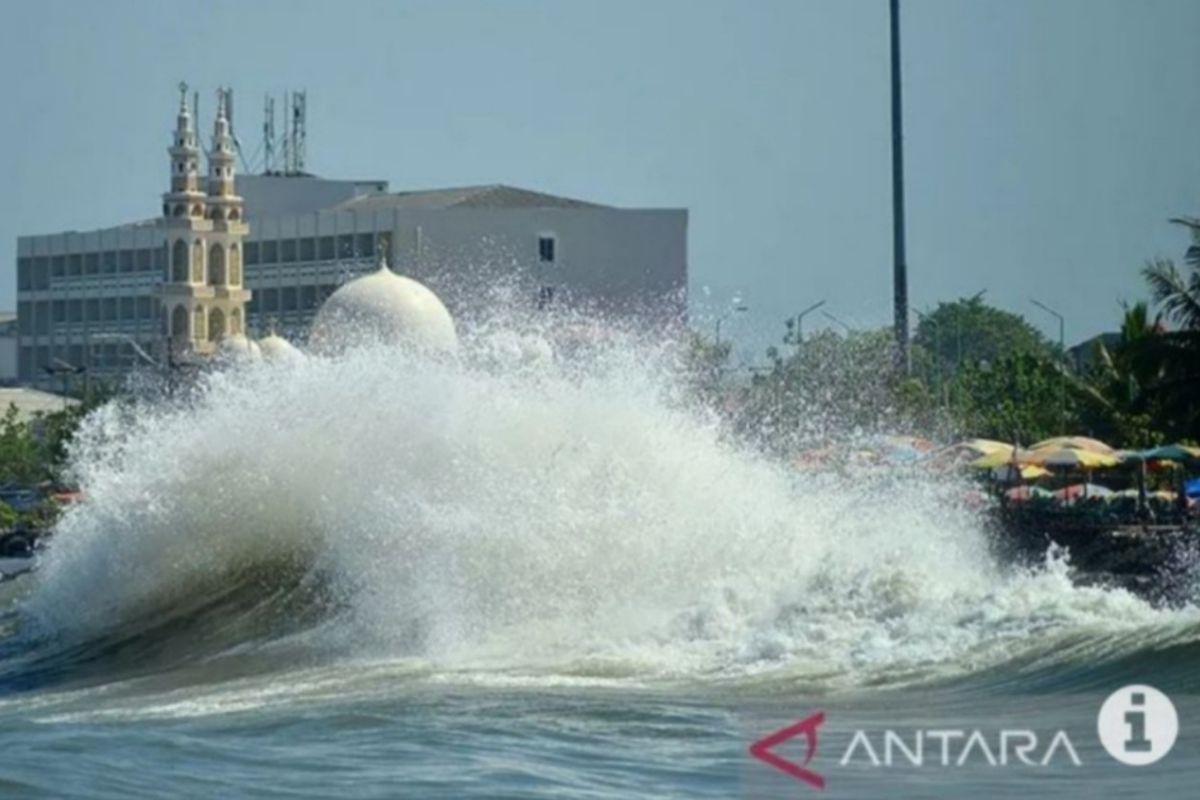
top-left (309, 258), bottom-right (458, 355)
top-left (258, 333), bottom-right (304, 364)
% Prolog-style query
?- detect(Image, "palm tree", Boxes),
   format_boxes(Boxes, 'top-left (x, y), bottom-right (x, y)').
top-left (1137, 218), bottom-right (1200, 439)
top-left (1143, 218), bottom-right (1200, 330)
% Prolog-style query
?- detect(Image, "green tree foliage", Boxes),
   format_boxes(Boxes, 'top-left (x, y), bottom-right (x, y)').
top-left (912, 293), bottom-right (1052, 381)
top-left (949, 352), bottom-right (1078, 444)
top-left (734, 326), bottom-right (920, 451)
top-left (0, 401), bottom-right (94, 487)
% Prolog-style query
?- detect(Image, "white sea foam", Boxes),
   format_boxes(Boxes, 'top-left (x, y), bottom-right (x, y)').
top-left (19, 320), bottom-right (1200, 691)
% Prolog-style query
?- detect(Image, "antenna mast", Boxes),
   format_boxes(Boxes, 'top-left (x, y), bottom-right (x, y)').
top-left (262, 95), bottom-right (276, 173)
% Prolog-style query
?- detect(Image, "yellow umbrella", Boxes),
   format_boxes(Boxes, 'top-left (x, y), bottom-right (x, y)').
top-left (970, 448), bottom-right (1032, 469)
top-left (991, 463), bottom-right (1051, 481)
top-left (1029, 436), bottom-right (1115, 454)
top-left (1024, 447), bottom-right (1120, 469)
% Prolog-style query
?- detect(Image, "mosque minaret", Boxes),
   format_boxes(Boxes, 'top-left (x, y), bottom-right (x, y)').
top-left (155, 82), bottom-right (458, 365)
top-left (158, 84), bottom-right (251, 357)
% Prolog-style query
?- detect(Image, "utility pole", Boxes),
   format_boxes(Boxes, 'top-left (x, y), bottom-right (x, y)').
top-left (1030, 298), bottom-right (1067, 434)
top-left (890, 0), bottom-right (910, 373)
top-left (794, 300), bottom-right (826, 347)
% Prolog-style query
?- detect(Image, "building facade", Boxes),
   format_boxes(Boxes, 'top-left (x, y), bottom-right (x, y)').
top-left (13, 90), bottom-right (687, 389)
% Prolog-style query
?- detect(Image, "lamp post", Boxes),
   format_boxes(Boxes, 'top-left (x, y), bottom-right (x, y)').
top-left (1029, 297), bottom-right (1066, 433)
top-left (822, 310), bottom-right (852, 334)
top-left (90, 333), bottom-right (159, 368)
top-left (794, 300), bottom-right (826, 346)
top-left (714, 304), bottom-right (748, 347)
top-left (890, 0), bottom-right (909, 373)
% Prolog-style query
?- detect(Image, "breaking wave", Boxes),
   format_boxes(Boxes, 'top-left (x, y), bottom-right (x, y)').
top-left (1, 319), bottom-right (1198, 698)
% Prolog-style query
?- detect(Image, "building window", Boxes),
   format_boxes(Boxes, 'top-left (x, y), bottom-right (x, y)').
top-left (357, 233), bottom-right (375, 258)
top-left (337, 234), bottom-right (354, 260)
top-left (17, 302), bottom-right (32, 334)
top-left (33, 257), bottom-right (51, 289)
top-left (244, 241), bottom-right (260, 265)
top-left (262, 240), bottom-right (278, 263)
top-left (538, 236), bottom-right (556, 263)
top-left (119, 250), bottom-right (134, 272)
top-left (137, 297), bottom-right (153, 319)
top-left (319, 236), bottom-right (335, 260)
top-left (35, 303), bottom-right (50, 334)
top-left (172, 240), bottom-right (188, 282)
top-left (85, 252), bottom-right (99, 275)
top-left (137, 249), bottom-right (152, 271)
top-left (17, 258), bottom-right (31, 291)
top-left (281, 239), bottom-right (297, 263)
top-left (51, 255), bottom-right (65, 278)
top-left (102, 297), bottom-right (117, 321)
top-left (102, 251), bottom-right (117, 273)
top-left (85, 298), bottom-right (100, 321)
top-left (52, 301), bottom-right (66, 323)
top-left (299, 237), bottom-right (315, 261)
top-left (68, 300), bottom-right (83, 323)
top-left (209, 244), bottom-right (226, 285)
top-left (282, 286), bottom-right (298, 311)
top-left (154, 245), bottom-right (166, 272)
top-left (262, 288), bottom-right (279, 312)
top-left (69, 254), bottom-right (83, 276)
top-left (120, 297), bottom-right (135, 320)
top-left (301, 285), bottom-right (318, 310)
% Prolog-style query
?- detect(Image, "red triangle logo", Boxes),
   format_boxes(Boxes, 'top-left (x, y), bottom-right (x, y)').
top-left (749, 711), bottom-right (827, 790)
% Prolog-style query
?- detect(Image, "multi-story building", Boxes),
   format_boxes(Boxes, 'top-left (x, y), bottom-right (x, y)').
top-left (13, 88), bottom-right (687, 389)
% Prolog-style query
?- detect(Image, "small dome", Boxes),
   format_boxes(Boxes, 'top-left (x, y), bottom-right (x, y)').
top-left (258, 333), bottom-right (303, 364)
top-left (218, 333), bottom-right (261, 360)
top-left (309, 256), bottom-right (458, 355)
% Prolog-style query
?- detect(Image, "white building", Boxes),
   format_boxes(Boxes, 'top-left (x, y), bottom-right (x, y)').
top-left (12, 88), bottom-right (688, 389)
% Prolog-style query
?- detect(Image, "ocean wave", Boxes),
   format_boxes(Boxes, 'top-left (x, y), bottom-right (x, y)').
top-left (1, 325), bottom-right (1197, 697)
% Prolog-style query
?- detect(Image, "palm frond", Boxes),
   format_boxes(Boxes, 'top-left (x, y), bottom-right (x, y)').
top-left (1143, 257), bottom-right (1200, 330)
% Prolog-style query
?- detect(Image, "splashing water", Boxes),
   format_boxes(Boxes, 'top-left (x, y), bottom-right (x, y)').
top-left (9, 318), bottom-right (1200, 694)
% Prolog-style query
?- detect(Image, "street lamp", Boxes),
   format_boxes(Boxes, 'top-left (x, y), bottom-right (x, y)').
top-left (1029, 297), bottom-right (1066, 433)
top-left (90, 333), bottom-right (159, 368)
top-left (714, 304), bottom-right (748, 346)
top-left (822, 310), bottom-right (852, 334)
top-left (793, 300), bottom-right (826, 346)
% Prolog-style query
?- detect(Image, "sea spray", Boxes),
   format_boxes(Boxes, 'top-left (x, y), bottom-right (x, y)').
top-left (13, 320), bottom-right (1199, 691)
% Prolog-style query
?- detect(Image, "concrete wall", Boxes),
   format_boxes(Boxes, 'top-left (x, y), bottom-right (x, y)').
top-left (16, 203), bottom-right (687, 387)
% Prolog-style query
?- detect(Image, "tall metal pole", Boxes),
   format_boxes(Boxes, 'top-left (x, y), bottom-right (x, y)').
top-left (890, 0), bottom-right (910, 373)
top-left (795, 300), bottom-right (826, 347)
top-left (1030, 298), bottom-right (1066, 433)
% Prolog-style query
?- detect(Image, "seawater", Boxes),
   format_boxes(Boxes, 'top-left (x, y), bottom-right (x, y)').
top-left (0, 325), bottom-right (1196, 798)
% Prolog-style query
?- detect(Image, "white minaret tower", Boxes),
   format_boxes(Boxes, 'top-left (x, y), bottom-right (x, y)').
top-left (202, 87), bottom-right (251, 343)
top-left (158, 81), bottom-right (216, 357)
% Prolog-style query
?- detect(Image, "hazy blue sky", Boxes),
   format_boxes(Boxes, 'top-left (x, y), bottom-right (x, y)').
top-left (2, 0), bottom-right (1198, 356)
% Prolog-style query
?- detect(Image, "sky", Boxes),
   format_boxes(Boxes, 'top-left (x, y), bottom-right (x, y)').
top-left (2, 0), bottom-right (1198, 360)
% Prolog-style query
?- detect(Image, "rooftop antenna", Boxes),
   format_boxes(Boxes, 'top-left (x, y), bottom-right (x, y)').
top-left (291, 90), bottom-right (307, 174)
top-left (262, 94), bottom-right (276, 174)
top-left (281, 91), bottom-right (291, 173)
top-left (225, 87), bottom-right (252, 173)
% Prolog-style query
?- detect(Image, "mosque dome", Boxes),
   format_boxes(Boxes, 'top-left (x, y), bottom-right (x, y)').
top-left (309, 256), bottom-right (458, 355)
top-left (218, 333), bottom-right (261, 360)
top-left (258, 333), bottom-right (303, 363)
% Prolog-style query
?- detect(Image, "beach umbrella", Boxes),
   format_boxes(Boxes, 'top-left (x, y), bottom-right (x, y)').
top-left (1131, 444), bottom-right (1200, 463)
top-left (1029, 436), bottom-right (1115, 454)
top-left (990, 464), bottom-right (1050, 482)
top-left (930, 439), bottom-right (1011, 466)
top-left (971, 448), bottom-right (1034, 469)
top-left (1024, 448), bottom-right (1121, 469)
